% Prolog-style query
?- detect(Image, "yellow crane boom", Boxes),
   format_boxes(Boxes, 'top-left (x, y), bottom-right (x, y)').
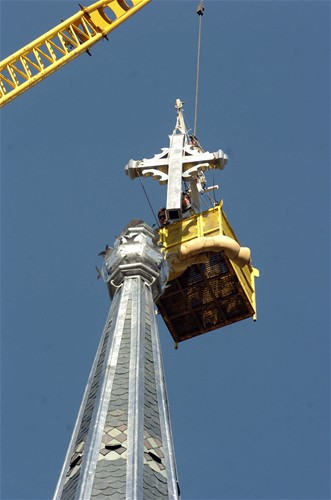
top-left (0, 0), bottom-right (151, 108)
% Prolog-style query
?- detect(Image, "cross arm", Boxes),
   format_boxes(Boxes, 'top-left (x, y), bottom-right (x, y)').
top-left (125, 148), bottom-right (228, 182)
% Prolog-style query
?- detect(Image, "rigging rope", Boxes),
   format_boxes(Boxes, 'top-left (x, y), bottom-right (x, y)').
top-left (137, 170), bottom-right (160, 227)
top-left (194, 0), bottom-right (204, 138)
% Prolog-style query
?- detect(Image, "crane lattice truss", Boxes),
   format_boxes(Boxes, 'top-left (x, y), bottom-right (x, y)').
top-left (0, 0), bottom-right (150, 108)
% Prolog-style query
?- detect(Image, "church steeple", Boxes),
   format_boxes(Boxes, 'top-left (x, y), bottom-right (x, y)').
top-left (54, 221), bottom-right (180, 499)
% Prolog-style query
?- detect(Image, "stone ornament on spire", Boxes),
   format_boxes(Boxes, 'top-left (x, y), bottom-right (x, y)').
top-left (125, 99), bottom-right (228, 220)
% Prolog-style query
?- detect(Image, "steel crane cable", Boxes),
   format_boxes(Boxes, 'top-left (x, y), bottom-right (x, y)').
top-left (194, 0), bottom-right (205, 138)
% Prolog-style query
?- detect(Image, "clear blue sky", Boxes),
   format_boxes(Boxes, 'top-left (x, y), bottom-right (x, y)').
top-left (1, 1), bottom-right (330, 499)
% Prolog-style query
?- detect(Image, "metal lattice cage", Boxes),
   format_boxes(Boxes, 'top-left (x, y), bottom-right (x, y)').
top-left (156, 203), bottom-right (259, 343)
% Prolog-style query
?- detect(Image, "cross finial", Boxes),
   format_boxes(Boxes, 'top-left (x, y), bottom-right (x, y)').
top-left (175, 98), bottom-right (183, 110)
top-left (125, 99), bottom-right (228, 221)
top-left (174, 99), bottom-right (187, 136)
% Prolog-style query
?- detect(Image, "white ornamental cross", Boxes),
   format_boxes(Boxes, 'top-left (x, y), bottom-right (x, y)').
top-left (125, 100), bottom-right (228, 220)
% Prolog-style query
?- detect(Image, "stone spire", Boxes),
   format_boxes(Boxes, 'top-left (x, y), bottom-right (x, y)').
top-left (54, 220), bottom-right (180, 499)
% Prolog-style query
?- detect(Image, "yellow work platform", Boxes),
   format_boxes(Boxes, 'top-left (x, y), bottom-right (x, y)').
top-left (157, 202), bottom-right (259, 344)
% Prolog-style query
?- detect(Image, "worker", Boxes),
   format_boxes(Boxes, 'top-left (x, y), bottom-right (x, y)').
top-left (158, 208), bottom-right (169, 227)
top-left (181, 192), bottom-right (195, 219)
top-left (189, 134), bottom-right (203, 152)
